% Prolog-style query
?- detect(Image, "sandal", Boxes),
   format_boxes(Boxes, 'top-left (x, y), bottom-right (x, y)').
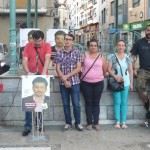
top-left (122, 123), bottom-right (128, 129)
top-left (114, 122), bottom-right (120, 129)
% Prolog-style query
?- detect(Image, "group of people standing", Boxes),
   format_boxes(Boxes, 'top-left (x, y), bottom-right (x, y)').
top-left (21, 25), bottom-right (150, 136)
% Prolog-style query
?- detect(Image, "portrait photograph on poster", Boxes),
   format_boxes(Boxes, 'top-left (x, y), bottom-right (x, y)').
top-left (21, 75), bottom-right (50, 112)
top-left (46, 29), bottom-right (69, 46)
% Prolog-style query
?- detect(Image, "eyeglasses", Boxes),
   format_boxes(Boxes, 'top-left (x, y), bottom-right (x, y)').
top-left (65, 38), bottom-right (73, 41)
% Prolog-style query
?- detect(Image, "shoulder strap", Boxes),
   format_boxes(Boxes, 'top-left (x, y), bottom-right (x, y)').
top-left (35, 47), bottom-right (44, 67)
top-left (81, 53), bottom-right (100, 80)
top-left (114, 54), bottom-right (123, 77)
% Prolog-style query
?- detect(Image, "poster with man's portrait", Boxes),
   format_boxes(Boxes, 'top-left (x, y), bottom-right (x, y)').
top-left (19, 28), bottom-right (39, 47)
top-left (46, 29), bottom-right (69, 46)
top-left (22, 75), bottom-right (50, 112)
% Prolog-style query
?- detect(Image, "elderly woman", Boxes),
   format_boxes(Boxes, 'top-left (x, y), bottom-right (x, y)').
top-left (80, 39), bottom-right (107, 131)
top-left (107, 40), bottom-right (133, 129)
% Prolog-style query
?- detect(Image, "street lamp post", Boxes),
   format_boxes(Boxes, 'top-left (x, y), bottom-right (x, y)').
top-left (35, 0), bottom-right (38, 28)
top-left (115, 0), bottom-right (118, 30)
top-left (9, 0), bottom-right (17, 75)
top-left (27, 0), bottom-right (31, 28)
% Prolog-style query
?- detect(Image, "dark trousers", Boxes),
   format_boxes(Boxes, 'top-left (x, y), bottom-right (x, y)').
top-left (81, 80), bottom-right (104, 125)
top-left (0, 65), bottom-right (10, 75)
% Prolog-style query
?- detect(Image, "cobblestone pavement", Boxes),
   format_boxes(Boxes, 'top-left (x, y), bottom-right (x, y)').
top-left (0, 124), bottom-right (150, 150)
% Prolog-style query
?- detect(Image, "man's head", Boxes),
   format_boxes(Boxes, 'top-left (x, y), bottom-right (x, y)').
top-left (64, 34), bottom-right (74, 49)
top-left (32, 30), bottom-right (44, 47)
top-left (27, 30), bottom-right (35, 43)
top-left (32, 77), bottom-right (48, 98)
top-left (54, 30), bottom-right (66, 48)
top-left (145, 25), bottom-right (150, 40)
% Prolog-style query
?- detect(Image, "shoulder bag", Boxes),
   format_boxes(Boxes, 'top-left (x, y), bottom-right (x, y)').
top-left (107, 54), bottom-right (124, 92)
top-left (35, 47), bottom-right (44, 75)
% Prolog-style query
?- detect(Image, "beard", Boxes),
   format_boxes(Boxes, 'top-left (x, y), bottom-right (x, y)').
top-left (146, 34), bottom-right (150, 39)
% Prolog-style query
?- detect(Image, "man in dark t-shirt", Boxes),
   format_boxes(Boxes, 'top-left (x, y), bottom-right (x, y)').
top-left (130, 25), bottom-right (150, 124)
top-left (51, 30), bottom-right (66, 66)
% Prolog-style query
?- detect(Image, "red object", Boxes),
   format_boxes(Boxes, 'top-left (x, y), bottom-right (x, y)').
top-left (0, 82), bottom-right (3, 93)
top-left (22, 42), bottom-right (52, 74)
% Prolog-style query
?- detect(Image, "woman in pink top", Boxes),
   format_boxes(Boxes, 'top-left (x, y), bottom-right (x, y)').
top-left (80, 39), bottom-right (107, 131)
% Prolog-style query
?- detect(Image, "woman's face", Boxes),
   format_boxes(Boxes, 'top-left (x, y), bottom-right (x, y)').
top-left (116, 41), bottom-right (126, 52)
top-left (89, 41), bottom-right (98, 52)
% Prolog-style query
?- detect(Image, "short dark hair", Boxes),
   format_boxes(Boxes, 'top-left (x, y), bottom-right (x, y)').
top-left (89, 39), bottom-right (98, 46)
top-left (146, 24), bottom-right (150, 30)
top-left (28, 30), bottom-right (35, 37)
top-left (65, 34), bottom-right (74, 40)
top-left (20, 23), bottom-right (27, 28)
top-left (32, 30), bottom-right (44, 40)
top-left (54, 30), bottom-right (66, 37)
top-left (32, 77), bottom-right (48, 87)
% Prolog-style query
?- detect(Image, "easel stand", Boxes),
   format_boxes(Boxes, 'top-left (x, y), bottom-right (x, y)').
top-left (26, 111), bottom-right (49, 142)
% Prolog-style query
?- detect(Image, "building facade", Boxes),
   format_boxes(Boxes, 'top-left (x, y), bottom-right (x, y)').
top-left (0, 0), bottom-right (65, 45)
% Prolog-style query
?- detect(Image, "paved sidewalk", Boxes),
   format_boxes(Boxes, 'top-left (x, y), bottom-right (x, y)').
top-left (0, 124), bottom-right (150, 150)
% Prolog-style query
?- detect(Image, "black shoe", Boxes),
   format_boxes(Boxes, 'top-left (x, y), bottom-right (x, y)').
top-left (22, 129), bottom-right (31, 136)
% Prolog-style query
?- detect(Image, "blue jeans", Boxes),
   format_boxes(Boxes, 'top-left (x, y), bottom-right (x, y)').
top-left (24, 112), bottom-right (32, 130)
top-left (113, 86), bottom-right (129, 123)
top-left (60, 84), bottom-right (81, 125)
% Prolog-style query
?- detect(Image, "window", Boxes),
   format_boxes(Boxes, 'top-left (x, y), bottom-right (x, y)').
top-left (111, 1), bottom-right (114, 16)
top-left (132, 0), bottom-right (140, 7)
top-left (102, 8), bottom-right (106, 25)
top-left (118, 5), bottom-right (123, 15)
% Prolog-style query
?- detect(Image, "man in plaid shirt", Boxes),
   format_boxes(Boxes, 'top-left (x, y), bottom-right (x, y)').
top-left (54, 34), bottom-right (84, 131)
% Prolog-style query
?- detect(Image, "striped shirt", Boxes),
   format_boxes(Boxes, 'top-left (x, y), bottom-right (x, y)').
top-left (54, 49), bottom-right (81, 85)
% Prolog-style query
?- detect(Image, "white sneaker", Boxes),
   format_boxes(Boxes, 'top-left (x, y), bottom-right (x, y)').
top-left (62, 124), bottom-right (71, 132)
top-left (75, 124), bottom-right (84, 131)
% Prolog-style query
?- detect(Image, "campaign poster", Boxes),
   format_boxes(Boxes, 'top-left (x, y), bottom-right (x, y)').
top-left (19, 28), bottom-right (39, 47)
top-left (46, 29), bottom-right (69, 46)
top-left (21, 75), bottom-right (50, 112)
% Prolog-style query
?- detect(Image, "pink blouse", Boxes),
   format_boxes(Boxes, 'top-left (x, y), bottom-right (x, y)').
top-left (81, 53), bottom-right (104, 83)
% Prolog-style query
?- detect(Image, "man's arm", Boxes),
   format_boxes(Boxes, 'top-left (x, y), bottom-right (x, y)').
top-left (42, 54), bottom-right (51, 75)
top-left (61, 62), bottom-right (81, 82)
top-left (56, 63), bottom-right (71, 88)
top-left (131, 54), bottom-right (138, 77)
top-left (22, 57), bottom-right (29, 74)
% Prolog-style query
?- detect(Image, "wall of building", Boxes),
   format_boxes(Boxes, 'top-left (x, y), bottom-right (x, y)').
top-left (0, 77), bottom-right (147, 126)
top-left (128, 0), bottom-right (148, 23)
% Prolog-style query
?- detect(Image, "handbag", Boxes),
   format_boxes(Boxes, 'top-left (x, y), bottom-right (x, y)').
top-left (107, 54), bottom-right (124, 92)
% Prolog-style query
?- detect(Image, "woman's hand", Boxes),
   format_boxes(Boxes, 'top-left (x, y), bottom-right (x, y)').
top-left (130, 84), bottom-right (133, 91)
top-left (114, 75), bottom-right (124, 82)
